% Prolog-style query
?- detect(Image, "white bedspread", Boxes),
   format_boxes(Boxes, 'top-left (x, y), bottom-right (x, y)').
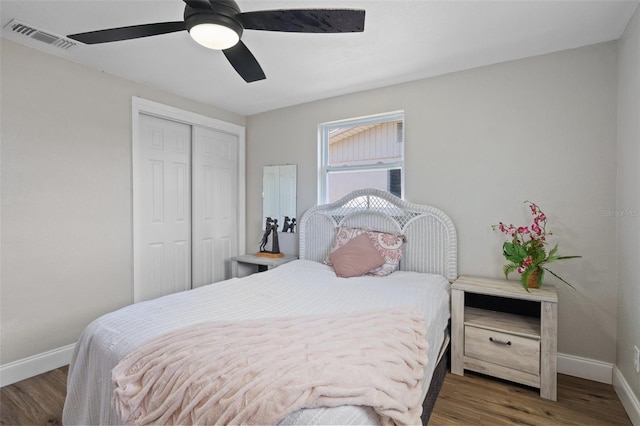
top-left (62, 259), bottom-right (450, 425)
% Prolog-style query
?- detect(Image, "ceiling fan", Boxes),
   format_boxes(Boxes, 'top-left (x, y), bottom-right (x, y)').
top-left (67, 0), bottom-right (365, 83)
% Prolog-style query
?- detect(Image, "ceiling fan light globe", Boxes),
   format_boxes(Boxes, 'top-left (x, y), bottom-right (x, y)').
top-left (189, 23), bottom-right (239, 50)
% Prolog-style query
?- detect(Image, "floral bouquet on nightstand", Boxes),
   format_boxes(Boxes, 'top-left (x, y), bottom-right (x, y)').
top-left (492, 201), bottom-right (581, 291)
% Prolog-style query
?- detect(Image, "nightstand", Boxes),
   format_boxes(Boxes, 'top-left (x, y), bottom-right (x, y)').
top-left (451, 275), bottom-right (558, 401)
top-left (230, 254), bottom-right (297, 278)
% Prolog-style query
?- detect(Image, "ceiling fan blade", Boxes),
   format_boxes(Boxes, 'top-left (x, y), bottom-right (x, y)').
top-left (68, 21), bottom-right (186, 44)
top-left (183, 0), bottom-right (213, 11)
top-left (238, 9), bottom-right (365, 33)
top-left (223, 41), bottom-right (265, 83)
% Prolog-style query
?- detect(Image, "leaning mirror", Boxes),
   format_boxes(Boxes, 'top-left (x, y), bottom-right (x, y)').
top-left (262, 165), bottom-right (297, 233)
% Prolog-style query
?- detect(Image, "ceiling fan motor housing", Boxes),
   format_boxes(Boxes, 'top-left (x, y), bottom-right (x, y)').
top-left (184, 1), bottom-right (244, 39)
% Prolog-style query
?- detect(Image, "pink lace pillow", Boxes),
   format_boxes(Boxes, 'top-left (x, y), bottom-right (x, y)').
top-left (328, 233), bottom-right (386, 278)
top-left (326, 227), bottom-right (406, 277)
top-left (366, 230), bottom-right (406, 277)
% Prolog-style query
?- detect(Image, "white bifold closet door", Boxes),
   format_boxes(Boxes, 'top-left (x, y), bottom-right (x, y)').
top-left (136, 114), bottom-right (238, 302)
top-left (191, 126), bottom-right (238, 288)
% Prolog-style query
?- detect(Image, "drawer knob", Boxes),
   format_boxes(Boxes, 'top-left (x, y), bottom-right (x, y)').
top-left (489, 337), bottom-right (512, 346)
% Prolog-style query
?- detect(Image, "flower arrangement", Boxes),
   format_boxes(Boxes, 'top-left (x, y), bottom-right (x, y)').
top-left (492, 201), bottom-right (580, 291)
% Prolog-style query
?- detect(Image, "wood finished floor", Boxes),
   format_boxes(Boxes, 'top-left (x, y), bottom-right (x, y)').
top-left (0, 366), bottom-right (632, 425)
top-left (430, 371), bottom-right (631, 425)
top-left (0, 366), bottom-right (67, 426)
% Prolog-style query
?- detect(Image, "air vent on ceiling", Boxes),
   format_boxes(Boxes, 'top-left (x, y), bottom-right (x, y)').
top-left (4, 19), bottom-right (77, 50)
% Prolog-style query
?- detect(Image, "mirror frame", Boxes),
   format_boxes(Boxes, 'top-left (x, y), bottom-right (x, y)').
top-left (262, 165), bottom-right (297, 232)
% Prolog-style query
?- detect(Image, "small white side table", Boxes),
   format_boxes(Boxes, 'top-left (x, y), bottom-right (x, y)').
top-left (451, 275), bottom-right (558, 401)
top-left (230, 254), bottom-right (297, 278)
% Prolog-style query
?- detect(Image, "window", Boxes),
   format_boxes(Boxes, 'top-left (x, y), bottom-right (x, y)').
top-left (319, 111), bottom-right (404, 204)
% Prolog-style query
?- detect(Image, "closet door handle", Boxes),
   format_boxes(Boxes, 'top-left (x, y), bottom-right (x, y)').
top-left (489, 337), bottom-right (512, 346)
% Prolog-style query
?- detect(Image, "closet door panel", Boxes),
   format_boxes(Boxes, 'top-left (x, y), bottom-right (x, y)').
top-left (192, 126), bottom-right (239, 287)
top-left (137, 114), bottom-right (192, 301)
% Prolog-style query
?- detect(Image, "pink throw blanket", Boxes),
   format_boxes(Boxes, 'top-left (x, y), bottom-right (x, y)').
top-left (112, 309), bottom-right (428, 425)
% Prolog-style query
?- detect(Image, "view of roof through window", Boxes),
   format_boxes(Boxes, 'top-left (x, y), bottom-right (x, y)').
top-left (328, 120), bottom-right (403, 167)
top-left (321, 113), bottom-right (404, 203)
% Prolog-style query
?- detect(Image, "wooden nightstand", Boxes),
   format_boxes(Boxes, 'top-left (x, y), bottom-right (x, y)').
top-left (230, 254), bottom-right (297, 278)
top-left (451, 275), bottom-right (558, 401)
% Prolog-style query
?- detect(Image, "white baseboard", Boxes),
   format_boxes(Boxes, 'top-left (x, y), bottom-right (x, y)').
top-left (0, 344), bottom-right (75, 387)
top-left (613, 367), bottom-right (640, 426)
top-left (557, 352), bottom-right (613, 384)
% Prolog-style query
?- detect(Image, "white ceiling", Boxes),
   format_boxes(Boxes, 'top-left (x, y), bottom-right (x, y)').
top-left (1, 1), bottom-right (638, 116)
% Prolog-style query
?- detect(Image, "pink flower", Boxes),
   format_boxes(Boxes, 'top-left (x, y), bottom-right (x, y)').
top-left (531, 223), bottom-right (542, 235)
top-left (537, 213), bottom-right (546, 222)
top-left (517, 257), bottom-right (534, 274)
top-left (529, 204), bottom-right (538, 214)
top-left (518, 226), bottom-right (530, 234)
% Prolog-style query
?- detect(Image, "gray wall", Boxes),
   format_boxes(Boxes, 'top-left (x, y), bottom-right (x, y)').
top-left (616, 6), bottom-right (640, 404)
top-left (247, 42), bottom-right (619, 364)
top-left (0, 40), bottom-right (245, 364)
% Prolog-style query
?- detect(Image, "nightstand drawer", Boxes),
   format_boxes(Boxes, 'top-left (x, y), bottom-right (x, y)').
top-left (464, 326), bottom-right (540, 375)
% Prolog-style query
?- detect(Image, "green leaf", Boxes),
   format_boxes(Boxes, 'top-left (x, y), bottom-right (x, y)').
top-left (520, 267), bottom-right (536, 292)
top-left (503, 263), bottom-right (518, 279)
top-left (545, 245), bottom-right (582, 264)
top-left (543, 267), bottom-right (577, 291)
top-left (503, 242), bottom-right (516, 256)
top-left (503, 242), bottom-right (524, 263)
top-left (515, 244), bottom-right (528, 259)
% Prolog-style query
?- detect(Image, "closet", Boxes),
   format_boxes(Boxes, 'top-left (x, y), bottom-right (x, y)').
top-left (133, 99), bottom-right (244, 302)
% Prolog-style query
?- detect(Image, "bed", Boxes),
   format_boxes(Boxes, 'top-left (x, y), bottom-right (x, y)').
top-left (62, 188), bottom-right (457, 425)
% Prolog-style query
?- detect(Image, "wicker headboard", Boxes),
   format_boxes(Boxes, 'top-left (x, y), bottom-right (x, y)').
top-left (298, 188), bottom-right (458, 282)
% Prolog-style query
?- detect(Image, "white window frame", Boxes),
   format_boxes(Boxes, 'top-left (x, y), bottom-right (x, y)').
top-left (318, 111), bottom-right (405, 204)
